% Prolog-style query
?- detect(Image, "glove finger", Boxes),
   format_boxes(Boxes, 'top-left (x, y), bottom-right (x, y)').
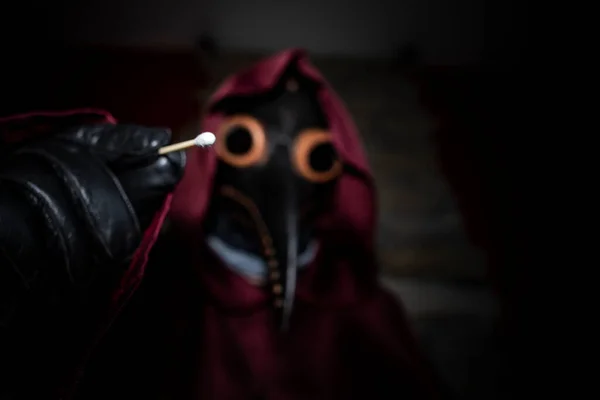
top-left (116, 150), bottom-right (186, 228)
top-left (57, 124), bottom-right (172, 161)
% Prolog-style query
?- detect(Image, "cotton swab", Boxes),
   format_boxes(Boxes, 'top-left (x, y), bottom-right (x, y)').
top-left (158, 132), bottom-right (216, 155)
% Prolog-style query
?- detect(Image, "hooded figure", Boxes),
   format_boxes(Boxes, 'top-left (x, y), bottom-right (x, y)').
top-left (1, 50), bottom-right (440, 399)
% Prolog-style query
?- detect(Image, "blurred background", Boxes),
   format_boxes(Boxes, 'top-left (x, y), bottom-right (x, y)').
top-left (1, 1), bottom-right (532, 399)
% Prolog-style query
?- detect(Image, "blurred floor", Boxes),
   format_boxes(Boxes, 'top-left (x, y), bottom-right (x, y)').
top-left (383, 276), bottom-right (502, 399)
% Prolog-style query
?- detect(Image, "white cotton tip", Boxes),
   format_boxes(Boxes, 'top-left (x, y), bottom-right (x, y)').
top-left (194, 131), bottom-right (216, 147)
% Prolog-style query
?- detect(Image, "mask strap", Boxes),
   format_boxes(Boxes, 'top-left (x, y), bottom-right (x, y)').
top-left (219, 186), bottom-right (284, 308)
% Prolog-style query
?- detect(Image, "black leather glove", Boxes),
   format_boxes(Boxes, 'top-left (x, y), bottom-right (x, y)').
top-left (0, 124), bottom-right (184, 327)
top-left (53, 123), bottom-right (186, 231)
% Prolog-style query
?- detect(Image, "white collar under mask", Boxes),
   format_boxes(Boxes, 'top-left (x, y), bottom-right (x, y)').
top-left (207, 235), bottom-right (319, 284)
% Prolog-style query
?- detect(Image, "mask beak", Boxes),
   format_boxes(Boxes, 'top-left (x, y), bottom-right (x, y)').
top-left (263, 177), bottom-right (299, 331)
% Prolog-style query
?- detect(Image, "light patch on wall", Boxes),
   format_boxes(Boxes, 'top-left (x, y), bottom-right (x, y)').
top-left (62, 0), bottom-right (487, 64)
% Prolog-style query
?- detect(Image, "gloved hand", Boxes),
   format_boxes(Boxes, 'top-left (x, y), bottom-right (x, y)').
top-left (0, 123), bottom-right (186, 397)
top-left (55, 123), bottom-right (186, 230)
top-left (0, 123), bottom-right (185, 293)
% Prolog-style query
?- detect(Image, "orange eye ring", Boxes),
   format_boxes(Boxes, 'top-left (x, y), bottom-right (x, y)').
top-left (215, 115), bottom-right (267, 168)
top-left (293, 129), bottom-right (342, 183)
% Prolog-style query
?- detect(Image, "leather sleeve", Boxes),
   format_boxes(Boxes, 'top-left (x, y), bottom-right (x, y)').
top-left (0, 141), bottom-right (141, 329)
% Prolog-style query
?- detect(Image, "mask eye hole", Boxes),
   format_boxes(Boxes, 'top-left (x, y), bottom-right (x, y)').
top-left (309, 142), bottom-right (336, 172)
top-left (293, 129), bottom-right (342, 183)
top-left (226, 127), bottom-right (253, 155)
top-left (216, 115), bottom-right (267, 168)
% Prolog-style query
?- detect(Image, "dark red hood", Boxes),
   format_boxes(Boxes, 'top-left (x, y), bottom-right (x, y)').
top-left (170, 49), bottom-right (379, 309)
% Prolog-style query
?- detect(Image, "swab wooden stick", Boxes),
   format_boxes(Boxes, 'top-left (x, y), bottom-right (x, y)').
top-left (158, 132), bottom-right (216, 155)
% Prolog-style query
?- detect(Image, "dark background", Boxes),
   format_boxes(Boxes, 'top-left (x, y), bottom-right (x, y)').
top-left (1, 1), bottom-right (536, 399)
